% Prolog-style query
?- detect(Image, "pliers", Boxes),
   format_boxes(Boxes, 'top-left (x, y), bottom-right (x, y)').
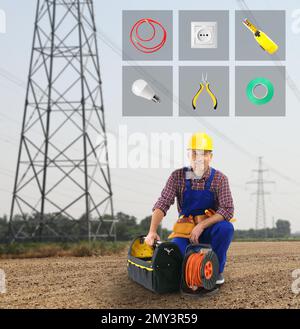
top-left (192, 73), bottom-right (218, 110)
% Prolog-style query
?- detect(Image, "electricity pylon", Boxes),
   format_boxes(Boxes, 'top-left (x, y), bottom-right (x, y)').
top-left (247, 156), bottom-right (275, 230)
top-left (9, 0), bottom-right (116, 242)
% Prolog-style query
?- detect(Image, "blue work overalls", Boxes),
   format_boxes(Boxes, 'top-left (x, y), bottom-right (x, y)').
top-left (171, 167), bottom-right (234, 273)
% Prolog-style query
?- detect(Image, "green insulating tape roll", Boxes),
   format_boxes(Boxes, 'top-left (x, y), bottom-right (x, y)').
top-left (246, 78), bottom-right (274, 105)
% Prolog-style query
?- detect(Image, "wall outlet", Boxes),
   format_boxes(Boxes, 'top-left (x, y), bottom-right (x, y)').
top-left (191, 22), bottom-right (218, 48)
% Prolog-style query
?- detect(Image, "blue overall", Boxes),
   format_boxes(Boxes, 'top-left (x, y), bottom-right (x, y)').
top-left (171, 167), bottom-right (234, 273)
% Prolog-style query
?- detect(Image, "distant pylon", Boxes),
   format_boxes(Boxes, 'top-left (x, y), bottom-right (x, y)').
top-left (246, 156), bottom-right (275, 230)
top-left (9, 0), bottom-right (116, 242)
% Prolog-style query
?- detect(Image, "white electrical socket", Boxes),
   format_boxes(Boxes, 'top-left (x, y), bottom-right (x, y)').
top-left (191, 22), bottom-right (218, 48)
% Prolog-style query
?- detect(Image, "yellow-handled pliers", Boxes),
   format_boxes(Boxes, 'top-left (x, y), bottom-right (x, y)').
top-left (192, 73), bottom-right (218, 110)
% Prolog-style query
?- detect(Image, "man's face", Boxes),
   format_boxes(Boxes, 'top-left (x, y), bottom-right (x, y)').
top-left (187, 150), bottom-right (213, 175)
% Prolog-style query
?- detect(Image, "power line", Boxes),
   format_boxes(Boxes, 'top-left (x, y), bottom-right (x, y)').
top-left (1, 15), bottom-right (300, 188)
top-left (8, 0), bottom-right (115, 242)
top-left (1, 66), bottom-right (299, 189)
top-left (0, 2), bottom-right (299, 203)
top-left (246, 156), bottom-right (275, 229)
top-left (236, 0), bottom-right (300, 187)
top-left (59, 10), bottom-right (300, 188)
top-left (236, 0), bottom-right (300, 103)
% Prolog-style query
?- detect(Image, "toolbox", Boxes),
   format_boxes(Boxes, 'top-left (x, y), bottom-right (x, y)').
top-left (127, 235), bottom-right (183, 294)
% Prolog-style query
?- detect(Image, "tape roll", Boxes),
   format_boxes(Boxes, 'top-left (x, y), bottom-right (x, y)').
top-left (246, 78), bottom-right (274, 105)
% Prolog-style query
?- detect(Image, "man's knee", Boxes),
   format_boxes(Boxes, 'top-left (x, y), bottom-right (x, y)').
top-left (213, 221), bottom-right (234, 240)
top-left (171, 237), bottom-right (189, 256)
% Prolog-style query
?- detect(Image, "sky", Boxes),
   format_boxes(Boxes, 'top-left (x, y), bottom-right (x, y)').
top-left (0, 0), bottom-right (300, 233)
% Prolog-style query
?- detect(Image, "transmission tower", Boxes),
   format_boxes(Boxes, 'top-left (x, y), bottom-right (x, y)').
top-left (9, 0), bottom-right (116, 242)
top-left (246, 156), bottom-right (275, 230)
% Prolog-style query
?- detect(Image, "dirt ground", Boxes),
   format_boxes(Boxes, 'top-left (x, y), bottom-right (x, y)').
top-left (0, 242), bottom-right (300, 309)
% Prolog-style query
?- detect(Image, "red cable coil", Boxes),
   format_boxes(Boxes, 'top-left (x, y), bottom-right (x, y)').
top-left (130, 18), bottom-right (167, 54)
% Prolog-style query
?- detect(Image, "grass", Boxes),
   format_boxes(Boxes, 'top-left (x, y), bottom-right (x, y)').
top-left (0, 241), bottom-right (129, 259)
top-left (1, 238), bottom-right (299, 259)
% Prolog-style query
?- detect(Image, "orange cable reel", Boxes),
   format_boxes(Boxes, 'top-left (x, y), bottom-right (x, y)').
top-left (184, 248), bottom-right (219, 291)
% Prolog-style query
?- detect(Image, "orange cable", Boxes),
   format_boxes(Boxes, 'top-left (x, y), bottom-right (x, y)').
top-left (185, 252), bottom-right (205, 289)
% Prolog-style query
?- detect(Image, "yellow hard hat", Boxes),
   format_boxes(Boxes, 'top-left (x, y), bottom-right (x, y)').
top-left (187, 132), bottom-right (213, 151)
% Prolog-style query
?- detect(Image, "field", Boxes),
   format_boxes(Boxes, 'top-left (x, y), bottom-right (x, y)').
top-left (0, 241), bottom-right (300, 309)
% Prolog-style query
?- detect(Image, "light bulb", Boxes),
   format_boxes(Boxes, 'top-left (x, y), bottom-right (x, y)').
top-left (131, 79), bottom-right (160, 103)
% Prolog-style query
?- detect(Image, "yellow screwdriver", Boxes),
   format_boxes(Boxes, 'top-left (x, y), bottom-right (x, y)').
top-left (242, 18), bottom-right (278, 55)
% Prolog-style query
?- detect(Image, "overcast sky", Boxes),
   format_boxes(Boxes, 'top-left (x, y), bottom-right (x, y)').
top-left (0, 0), bottom-right (300, 232)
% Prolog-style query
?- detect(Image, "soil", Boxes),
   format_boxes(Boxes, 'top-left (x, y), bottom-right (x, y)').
top-left (0, 242), bottom-right (300, 309)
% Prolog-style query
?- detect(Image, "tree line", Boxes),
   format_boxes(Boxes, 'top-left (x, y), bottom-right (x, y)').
top-left (0, 212), bottom-right (292, 243)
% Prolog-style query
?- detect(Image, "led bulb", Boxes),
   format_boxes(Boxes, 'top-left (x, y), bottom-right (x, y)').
top-left (131, 79), bottom-right (160, 103)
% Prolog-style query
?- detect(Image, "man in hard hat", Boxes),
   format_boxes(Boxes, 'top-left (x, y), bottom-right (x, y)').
top-left (145, 132), bottom-right (234, 285)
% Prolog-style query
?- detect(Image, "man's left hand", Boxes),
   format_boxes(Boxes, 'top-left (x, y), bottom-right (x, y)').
top-left (190, 222), bottom-right (205, 244)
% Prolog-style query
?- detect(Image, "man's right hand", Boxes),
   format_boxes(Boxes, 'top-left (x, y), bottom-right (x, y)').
top-left (144, 232), bottom-right (160, 247)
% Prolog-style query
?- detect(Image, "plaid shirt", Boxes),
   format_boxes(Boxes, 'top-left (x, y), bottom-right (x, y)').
top-left (152, 166), bottom-right (234, 221)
